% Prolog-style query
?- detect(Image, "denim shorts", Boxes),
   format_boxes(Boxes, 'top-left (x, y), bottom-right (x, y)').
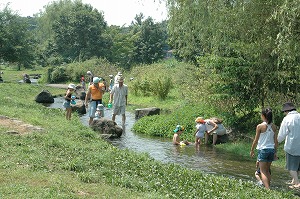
top-left (63, 101), bottom-right (71, 108)
top-left (257, 148), bottom-right (275, 162)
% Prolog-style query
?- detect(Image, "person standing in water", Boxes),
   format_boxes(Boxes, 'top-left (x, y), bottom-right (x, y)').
top-left (250, 108), bottom-right (278, 189)
top-left (109, 76), bottom-right (128, 126)
top-left (84, 77), bottom-right (105, 125)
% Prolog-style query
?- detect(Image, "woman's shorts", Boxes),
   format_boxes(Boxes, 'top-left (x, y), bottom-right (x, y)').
top-left (257, 148), bottom-right (275, 162)
top-left (286, 153), bottom-right (300, 171)
top-left (63, 101), bottom-right (71, 108)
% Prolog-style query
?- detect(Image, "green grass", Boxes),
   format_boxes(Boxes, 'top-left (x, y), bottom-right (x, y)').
top-left (0, 68), bottom-right (297, 198)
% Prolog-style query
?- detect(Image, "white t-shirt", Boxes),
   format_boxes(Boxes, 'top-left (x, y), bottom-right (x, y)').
top-left (111, 84), bottom-right (128, 106)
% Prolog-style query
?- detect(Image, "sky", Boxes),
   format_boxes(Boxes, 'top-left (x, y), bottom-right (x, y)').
top-left (0, 0), bottom-right (168, 26)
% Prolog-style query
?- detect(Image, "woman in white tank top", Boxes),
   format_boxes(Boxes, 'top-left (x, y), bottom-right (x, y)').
top-left (250, 108), bottom-right (278, 189)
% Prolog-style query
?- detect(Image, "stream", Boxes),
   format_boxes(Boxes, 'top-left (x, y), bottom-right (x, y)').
top-left (46, 97), bottom-right (296, 193)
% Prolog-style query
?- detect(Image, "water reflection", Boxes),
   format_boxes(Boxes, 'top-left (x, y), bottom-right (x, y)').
top-left (47, 97), bottom-right (294, 192)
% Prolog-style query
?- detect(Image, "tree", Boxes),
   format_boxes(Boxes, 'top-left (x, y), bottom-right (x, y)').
top-left (0, 6), bottom-right (34, 69)
top-left (131, 14), bottom-right (167, 65)
top-left (36, 0), bottom-right (107, 64)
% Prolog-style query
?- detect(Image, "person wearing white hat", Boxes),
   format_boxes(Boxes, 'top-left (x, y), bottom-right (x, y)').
top-left (63, 83), bottom-right (76, 120)
top-left (86, 70), bottom-right (94, 86)
top-left (114, 71), bottom-right (122, 85)
top-left (84, 77), bottom-right (106, 125)
top-left (278, 102), bottom-right (300, 189)
top-left (109, 76), bottom-right (128, 126)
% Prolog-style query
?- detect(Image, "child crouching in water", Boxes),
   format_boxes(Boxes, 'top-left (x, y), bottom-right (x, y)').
top-left (173, 125), bottom-right (190, 145)
top-left (194, 117), bottom-right (207, 145)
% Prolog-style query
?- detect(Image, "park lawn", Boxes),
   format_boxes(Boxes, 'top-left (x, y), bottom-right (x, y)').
top-left (0, 80), bottom-right (296, 198)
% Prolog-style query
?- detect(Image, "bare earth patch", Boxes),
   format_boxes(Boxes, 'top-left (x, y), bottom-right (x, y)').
top-left (0, 115), bottom-right (44, 135)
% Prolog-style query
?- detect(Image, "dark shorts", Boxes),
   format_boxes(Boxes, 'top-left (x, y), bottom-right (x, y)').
top-left (257, 148), bottom-right (275, 162)
top-left (286, 153), bottom-right (300, 171)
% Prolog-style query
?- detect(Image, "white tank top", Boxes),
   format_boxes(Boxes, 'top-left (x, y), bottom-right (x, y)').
top-left (257, 122), bottom-right (275, 150)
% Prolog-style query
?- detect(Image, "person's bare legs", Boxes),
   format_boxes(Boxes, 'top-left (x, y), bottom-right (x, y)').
top-left (205, 133), bottom-right (209, 144)
top-left (112, 114), bottom-right (116, 122)
top-left (122, 114), bottom-right (126, 125)
top-left (212, 134), bottom-right (218, 145)
top-left (259, 162), bottom-right (271, 189)
top-left (289, 170), bottom-right (300, 187)
top-left (89, 117), bottom-right (93, 125)
top-left (66, 108), bottom-right (72, 120)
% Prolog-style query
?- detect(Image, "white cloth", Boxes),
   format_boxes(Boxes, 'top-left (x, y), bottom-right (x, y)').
top-left (110, 84), bottom-right (128, 107)
top-left (278, 111), bottom-right (300, 156)
top-left (195, 123), bottom-right (207, 138)
top-left (256, 122), bottom-right (275, 150)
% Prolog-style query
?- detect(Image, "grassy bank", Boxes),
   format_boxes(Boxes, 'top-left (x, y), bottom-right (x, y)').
top-left (0, 82), bottom-right (296, 198)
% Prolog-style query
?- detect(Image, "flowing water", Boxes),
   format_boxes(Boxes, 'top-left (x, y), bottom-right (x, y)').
top-left (46, 97), bottom-right (298, 193)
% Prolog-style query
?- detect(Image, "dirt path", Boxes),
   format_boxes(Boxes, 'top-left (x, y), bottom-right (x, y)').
top-left (0, 115), bottom-right (44, 135)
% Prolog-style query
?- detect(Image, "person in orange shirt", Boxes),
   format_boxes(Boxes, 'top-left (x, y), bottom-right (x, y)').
top-left (84, 77), bottom-right (105, 125)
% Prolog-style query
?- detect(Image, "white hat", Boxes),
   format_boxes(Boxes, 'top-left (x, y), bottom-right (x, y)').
top-left (68, 83), bottom-right (76, 90)
top-left (93, 77), bottom-right (100, 83)
top-left (117, 76), bottom-right (124, 83)
top-left (117, 72), bottom-right (122, 76)
top-left (87, 71), bottom-right (92, 75)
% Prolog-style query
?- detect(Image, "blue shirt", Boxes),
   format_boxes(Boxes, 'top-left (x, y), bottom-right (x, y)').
top-left (278, 111), bottom-right (300, 156)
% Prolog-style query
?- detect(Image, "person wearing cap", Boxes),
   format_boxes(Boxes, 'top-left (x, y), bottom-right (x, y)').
top-left (84, 77), bottom-right (106, 125)
top-left (63, 83), bottom-right (76, 120)
top-left (86, 70), bottom-right (94, 86)
top-left (114, 71), bottom-right (122, 85)
top-left (109, 75), bottom-right (114, 91)
top-left (194, 117), bottom-right (207, 145)
top-left (204, 117), bottom-right (226, 145)
top-left (109, 76), bottom-right (128, 125)
top-left (278, 102), bottom-right (300, 189)
top-left (173, 125), bottom-right (190, 145)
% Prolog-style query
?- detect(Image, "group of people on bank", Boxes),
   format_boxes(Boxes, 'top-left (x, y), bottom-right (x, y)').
top-left (63, 71), bottom-right (128, 125)
top-left (250, 102), bottom-right (300, 190)
top-left (173, 102), bottom-right (300, 190)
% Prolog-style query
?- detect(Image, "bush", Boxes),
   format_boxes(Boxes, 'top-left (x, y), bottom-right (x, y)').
top-left (151, 76), bottom-right (173, 100)
top-left (49, 66), bottom-right (67, 83)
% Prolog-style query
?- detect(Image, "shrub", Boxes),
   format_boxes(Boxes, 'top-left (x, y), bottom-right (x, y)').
top-left (151, 76), bottom-right (173, 100)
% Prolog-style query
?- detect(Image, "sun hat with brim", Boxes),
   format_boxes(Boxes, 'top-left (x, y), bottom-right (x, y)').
top-left (117, 72), bottom-right (122, 76)
top-left (173, 125), bottom-right (184, 133)
top-left (117, 76), bottom-right (124, 83)
top-left (68, 83), bottom-right (76, 90)
top-left (195, 117), bottom-right (205, 124)
top-left (282, 102), bottom-right (296, 112)
top-left (93, 77), bottom-right (100, 83)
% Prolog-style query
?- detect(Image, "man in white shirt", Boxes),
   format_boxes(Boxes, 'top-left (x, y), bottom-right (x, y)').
top-left (109, 76), bottom-right (128, 126)
top-left (278, 102), bottom-right (300, 189)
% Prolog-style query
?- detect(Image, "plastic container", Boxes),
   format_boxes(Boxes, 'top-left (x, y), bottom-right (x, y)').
top-left (71, 95), bottom-right (76, 105)
top-left (108, 103), bottom-right (112, 108)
